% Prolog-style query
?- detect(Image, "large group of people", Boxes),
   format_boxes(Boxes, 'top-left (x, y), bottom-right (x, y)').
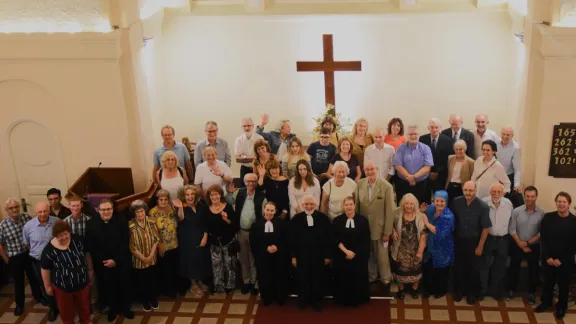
top-left (0, 112), bottom-right (574, 323)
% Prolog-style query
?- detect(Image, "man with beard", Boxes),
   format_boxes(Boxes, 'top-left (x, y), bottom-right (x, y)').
top-left (234, 118), bottom-right (264, 186)
top-left (289, 195), bottom-right (332, 311)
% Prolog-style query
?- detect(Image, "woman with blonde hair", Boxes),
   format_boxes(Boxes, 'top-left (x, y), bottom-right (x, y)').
top-left (173, 185), bottom-right (211, 296)
top-left (327, 137), bottom-right (361, 181)
top-left (350, 118), bottom-right (374, 175)
top-left (156, 151), bottom-right (189, 201)
top-left (391, 194), bottom-right (427, 299)
top-left (281, 137), bottom-right (310, 178)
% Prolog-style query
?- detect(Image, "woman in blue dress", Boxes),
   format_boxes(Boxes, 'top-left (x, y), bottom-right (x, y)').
top-left (420, 190), bottom-right (455, 298)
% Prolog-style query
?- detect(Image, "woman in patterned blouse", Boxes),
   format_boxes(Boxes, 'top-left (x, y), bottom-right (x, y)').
top-left (149, 190), bottom-right (183, 298)
top-left (128, 200), bottom-right (160, 312)
top-left (420, 190), bottom-right (455, 299)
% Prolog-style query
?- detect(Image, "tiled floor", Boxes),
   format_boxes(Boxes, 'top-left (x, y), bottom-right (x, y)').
top-left (0, 282), bottom-right (574, 323)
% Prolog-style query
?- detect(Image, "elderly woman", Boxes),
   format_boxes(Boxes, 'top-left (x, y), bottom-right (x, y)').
top-left (195, 146), bottom-right (233, 194)
top-left (40, 220), bottom-right (93, 324)
top-left (471, 139), bottom-right (510, 199)
top-left (252, 139), bottom-right (279, 174)
top-left (333, 197), bottom-right (371, 307)
top-left (328, 137), bottom-right (361, 181)
top-left (155, 151), bottom-right (189, 200)
top-left (350, 118), bottom-right (374, 173)
top-left (128, 200), bottom-right (160, 312)
top-left (420, 191), bottom-right (455, 298)
top-left (288, 160), bottom-right (321, 218)
top-left (445, 140), bottom-right (475, 206)
top-left (384, 117), bottom-right (406, 151)
top-left (257, 159), bottom-right (290, 219)
top-left (281, 137), bottom-right (310, 178)
top-left (148, 190), bottom-right (182, 298)
top-left (250, 202), bottom-right (289, 306)
top-left (204, 185), bottom-right (239, 294)
top-left (321, 161), bottom-right (358, 221)
top-left (391, 194), bottom-right (427, 299)
top-left (173, 185), bottom-right (211, 297)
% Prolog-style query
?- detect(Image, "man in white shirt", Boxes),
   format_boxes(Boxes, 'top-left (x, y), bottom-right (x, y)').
top-left (473, 114), bottom-right (500, 159)
top-left (364, 128), bottom-right (395, 181)
top-left (480, 183), bottom-right (514, 301)
top-left (234, 118), bottom-right (264, 186)
top-left (497, 126), bottom-right (521, 192)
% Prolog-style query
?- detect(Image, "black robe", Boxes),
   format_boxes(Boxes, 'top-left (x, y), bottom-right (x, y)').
top-left (332, 213), bottom-right (371, 306)
top-left (249, 217), bottom-right (289, 304)
top-left (289, 210), bottom-right (332, 307)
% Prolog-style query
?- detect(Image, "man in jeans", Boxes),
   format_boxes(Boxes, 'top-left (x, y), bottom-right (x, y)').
top-left (22, 202), bottom-right (59, 322)
top-left (506, 186), bottom-right (544, 304)
top-left (0, 199), bottom-right (44, 316)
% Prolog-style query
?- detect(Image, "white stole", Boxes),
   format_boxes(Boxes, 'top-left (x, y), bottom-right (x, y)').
top-left (264, 220), bottom-right (274, 233)
top-left (306, 214), bottom-right (314, 227)
top-left (346, 218), bottom-right (355, 229)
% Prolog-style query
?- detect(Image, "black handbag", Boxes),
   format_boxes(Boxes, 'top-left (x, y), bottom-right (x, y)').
top-left (227, 240), bottom-right (241, 255)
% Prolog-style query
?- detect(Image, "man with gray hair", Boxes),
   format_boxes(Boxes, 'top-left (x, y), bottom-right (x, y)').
top-left (256, 113), bottom-right (296, 155)
top-left (0, 199), bottom-right (44, 316)
top-left (473, 114), bottom-right (499, 159)
top-left (364, 128), bottom-right (395, 181)
top-left (480, 183), bottom-right (513, 300)
top-left (497, 125), bottom-right (521, 193)
top-left (226, 173), bottom-right (266, 295)
top-left (419, 118), bottom-right (452, 201)
top-left (194, 121), bottom-right (232, 168)
top-left (153, 124), bottom-right (195, 182)
top-left (441, 114), bottom-right (475, 159)
top-left (235, 118), bottom-right (264, 186)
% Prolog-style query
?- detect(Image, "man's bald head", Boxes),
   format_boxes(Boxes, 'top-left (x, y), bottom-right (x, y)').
top-left (462, 181), bottom-right (477, 201)
top-left (35, 202), bottom-right (50, 224)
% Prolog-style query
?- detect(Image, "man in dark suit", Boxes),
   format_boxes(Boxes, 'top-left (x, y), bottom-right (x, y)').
top-left (420, 118), bottom-right (452, 202)
top-left (441, 114), bottom-right (475, 159)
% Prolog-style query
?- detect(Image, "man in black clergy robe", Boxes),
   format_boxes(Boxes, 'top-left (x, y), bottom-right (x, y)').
top-left (289, 195), bottom-right (332, 311)
top-left (84, 199), bottom-right (134, 322)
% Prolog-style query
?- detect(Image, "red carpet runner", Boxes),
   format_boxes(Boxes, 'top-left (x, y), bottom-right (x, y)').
top-left (254, 298), bottom-right (391, 324)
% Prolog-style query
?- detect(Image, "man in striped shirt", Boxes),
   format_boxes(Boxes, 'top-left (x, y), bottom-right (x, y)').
top-left (63, 194), bottom-right (91, 237)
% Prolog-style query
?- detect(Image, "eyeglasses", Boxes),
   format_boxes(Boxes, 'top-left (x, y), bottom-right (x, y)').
top-left (320, 136), bottom-right (330, 139)
top-left (245, 180), bottom-right (257, 183)
top-left (6, 206), bottom-right (19, 210)
top-left (206, 130), bottom-right (218, 133)
top-left (242, 125), bottom-right (253, 128)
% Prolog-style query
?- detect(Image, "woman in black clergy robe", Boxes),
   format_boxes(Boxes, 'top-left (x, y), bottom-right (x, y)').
top-left (289, 195), bottom-right (332, 311)
top-left (333, 196), bottom-right (371, 306)
top-left (249, 202), bottom-right (289, 306)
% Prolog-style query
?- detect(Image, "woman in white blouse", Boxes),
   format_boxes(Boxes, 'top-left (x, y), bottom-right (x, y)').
top-left (194, 147), bottom-right (233, 195)
top-left (320, 161), bottom-right (357, 221)
top-left (471, 140), bottom-right (510, 199)
top-left (156, 151), bottom-right (189, 201)
top-left (288, 160), bottom-right (321, 218)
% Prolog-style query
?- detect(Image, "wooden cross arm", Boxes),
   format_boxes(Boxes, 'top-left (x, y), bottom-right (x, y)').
top-left (296, 61), bottom-right (362, 72)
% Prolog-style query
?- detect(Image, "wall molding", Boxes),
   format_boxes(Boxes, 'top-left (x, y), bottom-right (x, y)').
top-left (0, 32), bottom-right (121, 61)
top-left (538, 25), bottom-right (576, 58)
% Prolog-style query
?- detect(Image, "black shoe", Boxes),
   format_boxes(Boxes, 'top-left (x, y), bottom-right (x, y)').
top-left (554, 306), bottom-right (566, 320)
top-left (423, 292), bottom-right (431, 298)
top-left (142, 303), bottom-right (152, 312)
top-left (151, 299), bottom-right (159, 310)
top-left (225, 289), bottom-right (235, 295)
top-left (47, 309), bottom-right (58, 322)
top-left (527, 294), bottom-right (536, 305)
top-left (466, 295), bottom-right (477, 305)
top-left (396, 290), bottom-right (405, 299)
top-left (107, 311), bottom-right (118, 322)
top-left (123, 310), bottom-right (135, 319)
top-left (477, 292), bottom-right (485, 301)
top-left (505, 290), bottom-right (514, 301)
top-left (313, 303), bottom-right (323, 312)
top-left (277, 299), bottom-right (285, 306)
top-left (534, 303), bottom-right (552, 313)
top-left (36, 298), bottom-right (49, 307)
top-left (251, 287), bottom-right (259, 296)
top-left (492, 293), bottom-right (503, 301)
top-left (453, 293), bottom-right (463, 302)
top-left (434, 293), bottom-right (445, 299)
top-left (13, 305), bottom-right (23, 316)
top-left (241, 284), bottom-right (251, 295)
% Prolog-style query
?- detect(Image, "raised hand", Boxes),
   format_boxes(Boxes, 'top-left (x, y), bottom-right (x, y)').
top-left (257, 164), bottom-right (266, 177)
top-left (172, 199), bottom-right (183, 208)
top-left (419, 202), bottom-right (429, 213)
top-left (211, 164), bottom-right (222, 177)
top-left (261, 113), bottom-right (270, 127)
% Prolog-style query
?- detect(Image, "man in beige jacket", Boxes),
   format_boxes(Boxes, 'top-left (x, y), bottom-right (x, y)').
top-left (356, 160), bottom-right (396, 290)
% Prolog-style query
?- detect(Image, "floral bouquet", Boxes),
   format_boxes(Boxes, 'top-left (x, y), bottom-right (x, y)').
top-left (311, 103), bottom-right (351, 138)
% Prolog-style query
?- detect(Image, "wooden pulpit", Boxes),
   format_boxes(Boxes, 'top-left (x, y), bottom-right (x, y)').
top-left (68, 167), bottom-right (157, 212)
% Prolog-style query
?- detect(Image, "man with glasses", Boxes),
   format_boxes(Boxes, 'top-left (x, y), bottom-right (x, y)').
top-left (85, 200), bottom-right (134, 322)
top-left (0, 199), bottom-right (44, 316)
top-left (235, 118), bottom-right (264, 186)
top-left (153, 124), bottom-right (194, 182)
top-left (47, 188), bottom-right (71, 219)
top-left (22, 202), bottom-right (59, 321)
top-left (226, 173), bottom-right (266, 295)
top-left (306, 127), bottom-right (337, 186)
top-left (393, 125), bottom-right (434, 205)
top-left (194, 121), bottom-right (232, 168)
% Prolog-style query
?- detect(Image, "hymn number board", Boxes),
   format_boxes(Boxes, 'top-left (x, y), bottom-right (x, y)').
top-left (548, 123), bottom-right (576, 178)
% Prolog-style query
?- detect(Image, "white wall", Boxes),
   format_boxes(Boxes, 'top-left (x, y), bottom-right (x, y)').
top-left (147, 11), bottom-right (523, 173)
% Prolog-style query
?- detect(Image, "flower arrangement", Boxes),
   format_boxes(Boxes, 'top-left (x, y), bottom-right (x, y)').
top-left (312, 104), bottom-right (351, 138)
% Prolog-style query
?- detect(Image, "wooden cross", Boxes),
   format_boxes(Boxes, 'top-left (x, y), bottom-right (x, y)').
top-left (296, 34), bottom-right (362, 114)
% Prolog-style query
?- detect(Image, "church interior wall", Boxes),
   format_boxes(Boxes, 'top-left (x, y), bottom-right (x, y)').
top-left (147, 11), bottom-right (524, 174)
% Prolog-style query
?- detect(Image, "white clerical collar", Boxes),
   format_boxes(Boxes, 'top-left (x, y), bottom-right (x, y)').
top-left (306, 214), bottom-right (314, 227)
top-left (346, 218), bottom-right (355, 229)
top-left (264, 220), bottom-right (274, 233)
